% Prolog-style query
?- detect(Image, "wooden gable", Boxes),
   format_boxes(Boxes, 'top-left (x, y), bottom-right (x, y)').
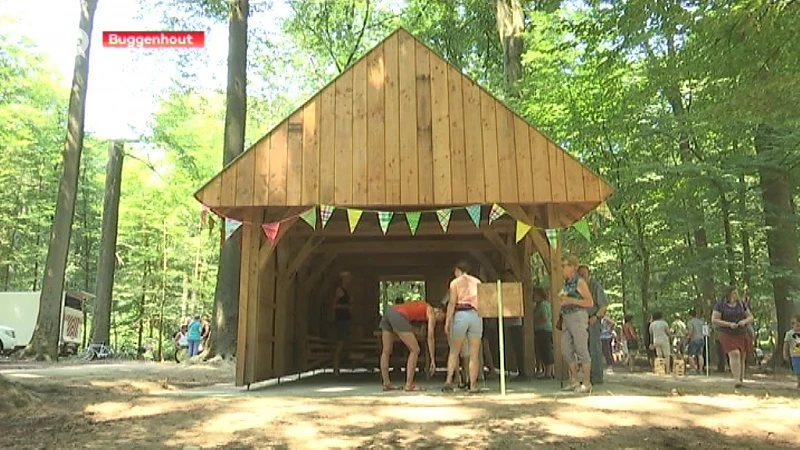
top-left (195, 28), bottom-right (613, 225)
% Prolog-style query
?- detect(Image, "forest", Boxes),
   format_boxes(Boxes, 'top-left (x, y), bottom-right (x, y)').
top-left (1, 0), bottom-right (797, 362)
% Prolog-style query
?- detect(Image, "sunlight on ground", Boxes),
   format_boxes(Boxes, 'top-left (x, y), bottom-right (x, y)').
top-left (316, 386), bottom-right (358, 393)
top-left (4, 373), bottom-right (43, 379)
top-left (377, 405), bottom-right (480, 423)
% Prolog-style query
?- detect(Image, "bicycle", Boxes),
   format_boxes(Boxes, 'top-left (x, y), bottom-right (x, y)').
top-left (83, 342), bottom-right (116, 361)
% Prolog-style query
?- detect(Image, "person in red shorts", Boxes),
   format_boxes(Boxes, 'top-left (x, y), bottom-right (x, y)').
top-left (711, 285), bottom-right (754, 388)
top-left (379, 298), bottom-right (445, 392)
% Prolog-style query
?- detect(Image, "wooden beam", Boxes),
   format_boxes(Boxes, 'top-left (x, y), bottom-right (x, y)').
top-left (281, 235), bottom-right (324, 280)
top-left (479, 225), bottom-right (523, 280)
top-left (469, 250), bottom-right (500, 280)
top-left (299, 253), bottom-right (337, 298)
top-left (503, 204), bottom-right (551, 272)
top-left (318, 239), bottom-right (493, 254)
top-left (331, 252), bottom-right (465, 268)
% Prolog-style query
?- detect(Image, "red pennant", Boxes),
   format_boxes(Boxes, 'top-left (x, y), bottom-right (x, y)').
top-left (261, 222), bottom-right (280, 244)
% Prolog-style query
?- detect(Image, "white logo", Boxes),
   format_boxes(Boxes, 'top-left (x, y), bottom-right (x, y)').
top-left (77, 29), bottom-right (89, 57)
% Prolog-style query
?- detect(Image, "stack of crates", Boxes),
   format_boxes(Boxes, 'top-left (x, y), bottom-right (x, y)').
top-left (654, 357), bottom-right (667, 375)
top-left (673, 356), bottom-right (686, 376)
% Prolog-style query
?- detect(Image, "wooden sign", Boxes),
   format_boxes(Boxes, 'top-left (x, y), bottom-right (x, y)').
top-left (477, 282), bottom-right (524, 318)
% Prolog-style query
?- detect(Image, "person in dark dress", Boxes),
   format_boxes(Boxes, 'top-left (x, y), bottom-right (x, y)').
top-left (332, 271), bottom-right (353, 375)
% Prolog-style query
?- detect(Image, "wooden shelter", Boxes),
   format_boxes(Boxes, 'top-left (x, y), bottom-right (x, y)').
top-left (195, 28), bottom-right (612, 387)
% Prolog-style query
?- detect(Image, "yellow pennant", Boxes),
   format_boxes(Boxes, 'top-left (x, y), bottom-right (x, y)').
top-left (515, 220), bottom-right (532, 243)
top-left (347, 209), bottom-right (363, 233)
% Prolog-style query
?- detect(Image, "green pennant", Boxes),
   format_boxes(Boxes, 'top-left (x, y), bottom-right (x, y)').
top-left (466, 204), bottom-right (481, 228)
top-left (573, 217), bottom-right (591, 242)
top-left (300, 207), bottom-right (317, 229)
top-left (405, 211), bottom-right (421, 236)
top-left (546, 229), bottom-right (559, 249)
top-left (378, 211), bottom-right (393, 235)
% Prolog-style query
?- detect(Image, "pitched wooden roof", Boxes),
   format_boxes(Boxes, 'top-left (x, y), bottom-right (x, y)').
top-left (195, 28), bottom-right (612, 225)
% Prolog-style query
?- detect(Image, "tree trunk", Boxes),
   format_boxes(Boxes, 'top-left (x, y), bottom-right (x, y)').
top-left (137, 261), bottom-right (148, 354)
top-left (738, 173), bottom-right (752, 289)
top-left (495, 0), bottom-right (524, 94)
top-left (719, 193), bottom-right (737, 285)
top-left (26, 0), bottom-right (98, 360)
top-left (617, 239), bottom-right (628, 316)
top-left (666, 90), bottom-right (716, 313)
top-left (755, 124), bottom-right (799, 362)
top-left (90, 141), bottom-right (124, 346)
top-left (207, 0), bottom-right (249, 360)
top-left (159, 220), bottom-right (167, 361)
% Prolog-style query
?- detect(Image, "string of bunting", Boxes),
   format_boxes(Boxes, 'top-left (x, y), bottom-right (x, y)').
top-left (201, 202), bottom-right (614, 247)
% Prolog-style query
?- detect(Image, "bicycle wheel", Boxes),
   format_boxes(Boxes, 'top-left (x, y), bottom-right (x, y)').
top-left (84, 348), bottom-right (97, 361)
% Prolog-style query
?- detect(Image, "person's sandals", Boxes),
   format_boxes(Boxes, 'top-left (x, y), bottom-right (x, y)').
top-left (561, 383), bottom-right (579, 392)
top-left (441, 384), bottom-right (455, 393)
top-left (404, 384), bottom-right (426, 392)
top-left (382, 384), bottom-right (401, 391)
top-left (575, 384), bottom-right (593, 394)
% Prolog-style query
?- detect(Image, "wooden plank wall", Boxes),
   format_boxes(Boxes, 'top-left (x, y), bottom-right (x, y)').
top-left (197, 30), bottom-right (609, 211)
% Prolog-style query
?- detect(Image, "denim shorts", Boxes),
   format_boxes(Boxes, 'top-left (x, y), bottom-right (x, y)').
top-left (451, 309), bottom-right (482, 339)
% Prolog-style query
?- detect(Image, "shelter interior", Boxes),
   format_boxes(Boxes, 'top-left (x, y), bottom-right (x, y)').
top-left (195, 28), bottom-right (612, 387)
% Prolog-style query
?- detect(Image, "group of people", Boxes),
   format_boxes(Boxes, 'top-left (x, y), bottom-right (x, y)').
top-left (173, 315), bottom-right (210, 359)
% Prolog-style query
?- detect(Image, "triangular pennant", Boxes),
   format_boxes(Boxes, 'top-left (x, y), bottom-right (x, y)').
top-left (515, 221), bottom-right (532, 243)
top-left (546, 228), bottom-right (559, 249)
top-left (347, 209), bottom-right (363, 233)
top-left (320, 205), bottom-right (335, 228)
top-left (436, 209), bottom-right (452, 232)
top-left (466, 204), bottom-right (481, 228)
top-left (488, 204), bottom-right (506, 224)
top-left (573, 217), bottom-right (591, 242)
top-left (300, 207), bottom-right (317, 229)
top-left (405, 211), bottom-right (421, 236)
top-left (377, 211), bottom-right (393, 235)
top-left (224, 219), bottom-right (241, 240)
top-left (261, 222), bottom-right (280, 244)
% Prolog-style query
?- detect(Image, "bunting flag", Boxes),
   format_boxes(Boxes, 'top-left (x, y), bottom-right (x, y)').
top-left (436, 209), bottom-right (452, 232)
top-left (347, 209), bottom-right (363, 233)
top-left (224, 219), bottom-right (241, 240)
top-left (515, 221), bottom-right (532, 243)
top-left (200, 204), bottom-right (210, 226)
top-left (545, 228), bottom-right (559, 249)
top-left (405, 211), bottom-right (421, 236)
top-left (597, 202), bottom-right (612, 220)
top-left (488, 204), bottom-right (506, 224)
top-left (261, 222), bottom-right (280, 244)
top-left (320, 205), bottom-right (335, 228)
top-left (573, 217), bottom-right (591, 242)
top-left (300, 207), bottom-right (317, 229)
top-left (377, 211), bottom-right (393, 235)
top-left (466, 204), bottom-right (481, 228)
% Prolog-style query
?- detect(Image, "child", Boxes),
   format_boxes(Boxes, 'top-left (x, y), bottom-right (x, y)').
top-left (782, 315), bottom-right (800, 389)
top-left (685, 308), bottom-right (707, 374)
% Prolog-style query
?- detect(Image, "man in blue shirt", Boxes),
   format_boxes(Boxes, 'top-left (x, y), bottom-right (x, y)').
top-left (579, 265), bottom-right (609, 385)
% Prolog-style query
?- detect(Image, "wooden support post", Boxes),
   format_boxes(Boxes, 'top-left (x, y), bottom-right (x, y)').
top-left (281, 236), bottom-right (324, 281)
top-left (545, 205), bottom-right (564, 380)
top-left (236, 210), bottom-right (262, 387)
top-left (520, 237), bottom-right (535, 378)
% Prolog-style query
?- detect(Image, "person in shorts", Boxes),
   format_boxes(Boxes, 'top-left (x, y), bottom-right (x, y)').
top-left (621, 315), bottom-right (638, 372)
top-left (782, 315), bottom-right (800, 389)
top-left (685, 308), bottom-right (707, 373)
top-left (443, 261), bottom-right (483, 393)
top-left (379, 298), bottom-right (445, 391)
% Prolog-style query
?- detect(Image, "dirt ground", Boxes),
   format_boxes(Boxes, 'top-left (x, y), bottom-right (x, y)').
top-left (1, 360), bottom-right (799, 449)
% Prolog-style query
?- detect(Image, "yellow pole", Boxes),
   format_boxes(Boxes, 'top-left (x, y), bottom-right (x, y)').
top-left (497, 280), bottom-right (506, 396)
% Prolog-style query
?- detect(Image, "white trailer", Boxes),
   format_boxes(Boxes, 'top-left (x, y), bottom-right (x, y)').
top-left (0, 290), bottom-right (92, 354)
